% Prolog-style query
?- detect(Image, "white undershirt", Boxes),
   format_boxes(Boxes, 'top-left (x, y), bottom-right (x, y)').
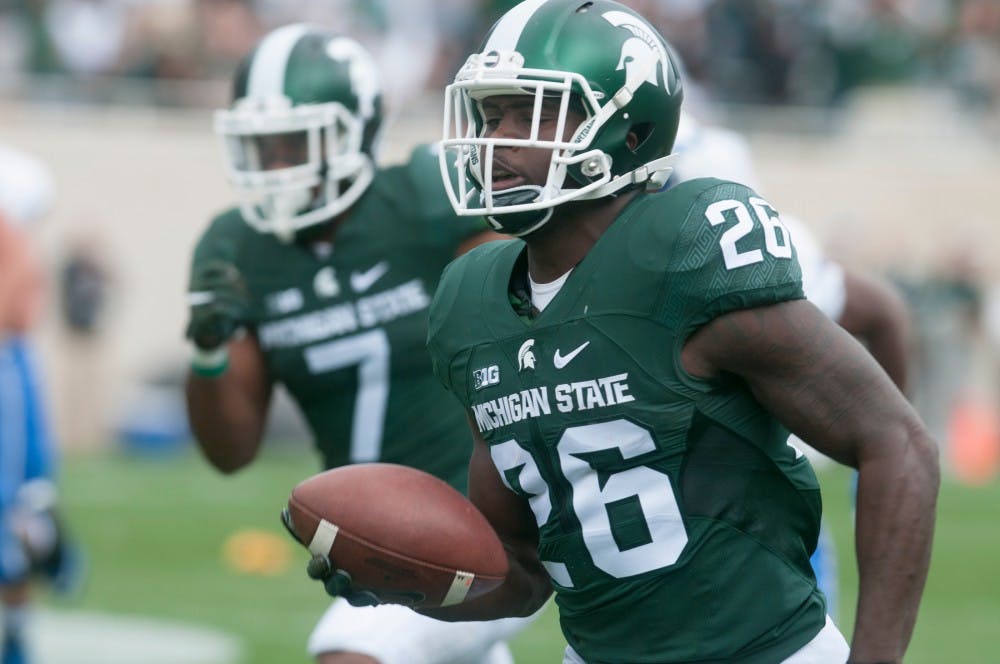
top-left (529, 269), bottom-right (573, 312)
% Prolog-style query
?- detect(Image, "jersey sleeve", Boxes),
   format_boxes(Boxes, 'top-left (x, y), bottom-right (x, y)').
top-left (426, 241), bottom-right (514, 407)
top-left (188, 210), bottom-right (245, 284)
top-left (400, 143), bottom-right (488, 249)
top-left (426, 254), bottom-right (471, 403)
top-left (658, 179), bottom-right (805, 335)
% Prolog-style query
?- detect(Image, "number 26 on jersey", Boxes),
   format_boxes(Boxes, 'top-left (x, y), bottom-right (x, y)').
top-left (705, 197), bottom-right (792, 270)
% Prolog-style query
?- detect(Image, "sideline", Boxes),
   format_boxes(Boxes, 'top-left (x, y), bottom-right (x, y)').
top-left (30, 609), bottom-right (243, 664)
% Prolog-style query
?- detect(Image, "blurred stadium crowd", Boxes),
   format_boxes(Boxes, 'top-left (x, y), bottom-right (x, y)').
top-left (0, 0), bottom-right (999, 112)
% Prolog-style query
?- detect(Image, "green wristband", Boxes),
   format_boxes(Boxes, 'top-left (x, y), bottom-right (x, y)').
top-left (190, 346), bottom-right (230, 378)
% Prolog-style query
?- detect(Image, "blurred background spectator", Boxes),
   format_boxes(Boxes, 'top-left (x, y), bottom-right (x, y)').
top-left (54, 225), bottom-right (114, 454)
top-left (58, 233), bottom-right (108, 339)
top-left (949, 0), bottom-right (1000, 111)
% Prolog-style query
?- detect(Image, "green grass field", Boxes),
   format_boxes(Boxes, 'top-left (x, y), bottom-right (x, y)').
top-left (49, 446), bottom-right (998, 663)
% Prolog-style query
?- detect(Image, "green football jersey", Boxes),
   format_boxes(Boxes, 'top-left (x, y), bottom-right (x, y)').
top-left (191, 145), bottom-right (485, 492)
top-left (428, 179), bottom-right (826, 663)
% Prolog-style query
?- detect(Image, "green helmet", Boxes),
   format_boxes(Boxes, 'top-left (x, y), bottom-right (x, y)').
top-left (439, 0), bottom-right (683, 236)
top-left (214, 24), bottom-right (383, 241)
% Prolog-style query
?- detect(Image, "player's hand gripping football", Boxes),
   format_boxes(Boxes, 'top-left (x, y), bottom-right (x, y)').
top-left (185, 257), bottom-right (251, 351)
top-left (280, 508), bottom-right (382, 607)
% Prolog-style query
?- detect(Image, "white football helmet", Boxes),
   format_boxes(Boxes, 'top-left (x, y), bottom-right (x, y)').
top-left (215, 24), bottom-right (383, 241)
top-left (439, 0), bottom-right (684, 236)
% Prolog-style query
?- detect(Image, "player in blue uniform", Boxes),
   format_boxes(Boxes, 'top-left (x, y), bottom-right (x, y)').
top-left (0, 147), bottom-right (81, 664)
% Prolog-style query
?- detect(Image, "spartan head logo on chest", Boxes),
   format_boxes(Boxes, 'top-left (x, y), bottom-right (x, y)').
top-left (313, 266), bottom-right (340, 298)
top-left (517, 339), bottom-right (536, 372)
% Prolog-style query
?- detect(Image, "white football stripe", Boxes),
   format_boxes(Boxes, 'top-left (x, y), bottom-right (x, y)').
top-left (440, 570), bottom-right (475, 607)
top-left (307, 519), bottom-right (340, 556)
top-left (483, 0), bottom-right (549, 53)
top-left (247, 23), bottom-right (311, 98)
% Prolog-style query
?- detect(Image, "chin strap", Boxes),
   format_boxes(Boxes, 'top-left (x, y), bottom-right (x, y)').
top-left (479, 154), bottom-right (677, 236)
top-left (483, 186), bottom-right (554, 236)
top-left (639, 155), bottom-right (678, 191)
top-left (576, 154), bottom-right (677, 200)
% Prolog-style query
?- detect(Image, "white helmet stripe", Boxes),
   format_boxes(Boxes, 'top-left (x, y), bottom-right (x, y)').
top-left (247, 23), bottom-right (312, 98)
top-left (483, 0), bottom-right (550, 52)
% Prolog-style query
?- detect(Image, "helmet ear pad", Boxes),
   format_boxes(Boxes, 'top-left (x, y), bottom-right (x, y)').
top-left (565, 118), bottom-right (642, 188)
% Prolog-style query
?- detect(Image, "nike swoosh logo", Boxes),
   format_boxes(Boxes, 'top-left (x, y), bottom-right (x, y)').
top-left (553, 341), bottom-right (590, 369)
top-left (350, 261), bottom-right (389, 293)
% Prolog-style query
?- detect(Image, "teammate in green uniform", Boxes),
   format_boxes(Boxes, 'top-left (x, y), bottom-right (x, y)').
top-left (307, 1), bottom-right (941, 663)
top-left (184, 24), bottom-right (529, 664)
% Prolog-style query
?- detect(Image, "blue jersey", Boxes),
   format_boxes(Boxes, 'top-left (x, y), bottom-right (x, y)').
top-left (0, 336), bottom-right (56, 581)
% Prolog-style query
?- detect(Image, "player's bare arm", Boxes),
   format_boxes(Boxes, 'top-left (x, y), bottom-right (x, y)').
top-left (419, 419), bottom-right (552, 623)
top-left (0, 216), bottom-right (44, 333)
top-left (838, 269), bottom-right (912, 393)
top-left (0, 217), bottom-right (26, 330)
top-left (683, 298), bottom-right (939, 663)
top-left (186, 334), bottom-right (273, 473)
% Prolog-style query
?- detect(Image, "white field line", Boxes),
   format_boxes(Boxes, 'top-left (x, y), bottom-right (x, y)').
top-left (29, 609), bottom-right (243, 664)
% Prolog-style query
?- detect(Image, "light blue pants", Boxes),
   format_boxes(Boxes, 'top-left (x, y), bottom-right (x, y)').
top-left (0, 337), bottom-right (56, 582)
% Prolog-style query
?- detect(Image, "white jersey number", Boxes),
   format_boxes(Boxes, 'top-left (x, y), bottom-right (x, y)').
top-left (490, 419), bottom-right (687, 586)
top-left (706, 197), bottom-right (792, 270)
top-left (304, 329), bottom-right (390, 462)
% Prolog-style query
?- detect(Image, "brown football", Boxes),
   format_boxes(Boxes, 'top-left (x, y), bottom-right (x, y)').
top-left (285, 463), bottom-right (508, 608)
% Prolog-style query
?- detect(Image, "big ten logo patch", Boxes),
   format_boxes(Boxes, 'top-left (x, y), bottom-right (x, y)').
top-left (473, 365), bottom-right (500, 390)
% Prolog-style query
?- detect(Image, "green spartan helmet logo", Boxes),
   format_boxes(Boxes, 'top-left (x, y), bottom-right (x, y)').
top-left (602, 10), bottom-right (674, 94)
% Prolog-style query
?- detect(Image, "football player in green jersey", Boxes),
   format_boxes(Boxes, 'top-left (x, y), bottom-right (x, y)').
top-left (310, 1), bottom-right (939, 663)
top-left (184, 24), bottom-right (530, 664)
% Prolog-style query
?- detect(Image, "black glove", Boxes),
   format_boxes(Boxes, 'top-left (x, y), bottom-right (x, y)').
top-left (306, 554), bottom-right (383, 607)
top-left (185, 258), bottom-right (251, 351)
top-left (279, 508), bottom-right (382, 607)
